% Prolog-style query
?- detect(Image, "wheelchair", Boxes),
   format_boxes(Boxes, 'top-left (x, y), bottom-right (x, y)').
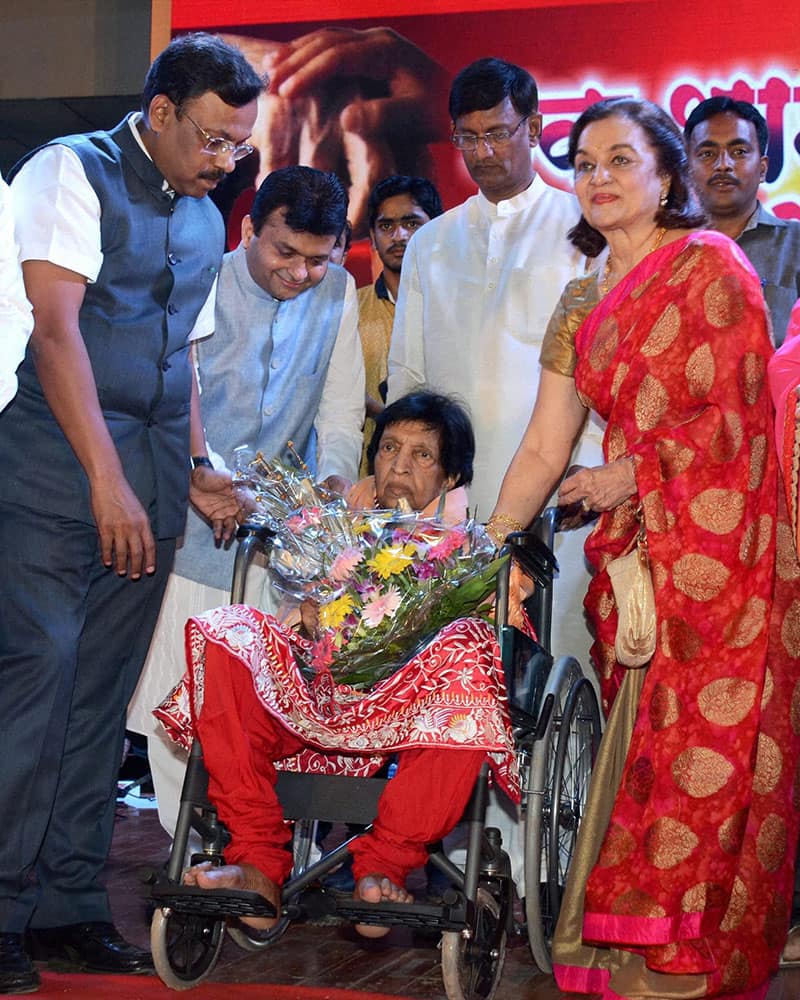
top-left (147, 508), bottom-right (602, 998)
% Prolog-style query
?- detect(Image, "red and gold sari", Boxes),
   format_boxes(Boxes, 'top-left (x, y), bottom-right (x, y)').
top-left (552, 232), bottom-right (800, 999)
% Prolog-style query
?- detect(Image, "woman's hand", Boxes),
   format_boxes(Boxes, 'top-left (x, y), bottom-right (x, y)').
top-left (558, 457), bottom-right (637, 514)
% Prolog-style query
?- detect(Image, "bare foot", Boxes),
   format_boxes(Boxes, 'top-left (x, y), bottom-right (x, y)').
top-left (781, 924), bottom-right (800, 966)
top-left (183, 861), bottom-right (280, 930)
top-left (353, 874), bottom-right (413, 939)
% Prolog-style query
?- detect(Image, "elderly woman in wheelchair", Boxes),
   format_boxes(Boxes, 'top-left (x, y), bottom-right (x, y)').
top-left (157, 391), bottom-right (523, 935)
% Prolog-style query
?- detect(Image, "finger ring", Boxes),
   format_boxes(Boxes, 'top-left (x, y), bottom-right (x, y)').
top-left (581, 498), bottom-right (591, 512)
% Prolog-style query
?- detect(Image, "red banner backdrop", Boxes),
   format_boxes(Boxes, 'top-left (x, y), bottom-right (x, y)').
top-left (173, 0), bottom-right (800, 242)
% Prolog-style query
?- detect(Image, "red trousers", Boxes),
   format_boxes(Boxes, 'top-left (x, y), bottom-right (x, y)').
top-left (195, 644), bottom-right (486, 886)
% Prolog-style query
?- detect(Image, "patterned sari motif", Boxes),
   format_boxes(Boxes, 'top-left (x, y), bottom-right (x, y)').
top-left (557, 232), bottom-right (800, 997)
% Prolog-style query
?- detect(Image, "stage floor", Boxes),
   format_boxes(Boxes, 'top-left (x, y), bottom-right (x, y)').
top-left (109, 798), bottom-right (799, 999)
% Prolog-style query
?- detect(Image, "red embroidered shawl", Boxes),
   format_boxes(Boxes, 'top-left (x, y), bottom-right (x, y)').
top-left (155, 607), bottom-right (520, 803)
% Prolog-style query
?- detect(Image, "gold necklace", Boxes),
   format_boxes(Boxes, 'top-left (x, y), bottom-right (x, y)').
top-left (599, 226), bottom-right (667, 297)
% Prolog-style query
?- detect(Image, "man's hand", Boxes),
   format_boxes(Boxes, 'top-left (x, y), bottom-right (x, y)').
top-left (321, 474), bottom-right (353, 498)
top-left (90, 474), bottom-right (156, 579)
top-left (190, 466), bottom-right (242, 543)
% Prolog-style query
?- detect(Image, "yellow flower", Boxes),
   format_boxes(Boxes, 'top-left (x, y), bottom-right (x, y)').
top-left (367, 543), bottom-right (416, 579)
top-left (319, 593), bottom-right (355, 629)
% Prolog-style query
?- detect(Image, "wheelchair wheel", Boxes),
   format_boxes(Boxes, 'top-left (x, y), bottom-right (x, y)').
top-left (226, 818), bottom-right (317, 951)
top-left (547, 676), bottom-right (601, 917)
top-left (441, 886), bottom-right (507, 1000)
top-left (524, 656), bottom-right (600, 972)
top-left (151, 907), bottom-right (225, 990)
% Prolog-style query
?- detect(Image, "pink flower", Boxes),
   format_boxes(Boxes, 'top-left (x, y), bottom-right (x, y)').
top-left (428, 529), bottom-right (466, 561)
top-left (413, 561), bottom-right (439, 581)
top-left (329, 546), bottom-right (364, 582)
top-left (361, 586), bottom-right (402, 628)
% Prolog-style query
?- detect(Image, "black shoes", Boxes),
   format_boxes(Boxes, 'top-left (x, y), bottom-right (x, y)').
top-left (27, 921), bottom-right (152, 975)
top-left (0, 934), bottom-right (39, 995)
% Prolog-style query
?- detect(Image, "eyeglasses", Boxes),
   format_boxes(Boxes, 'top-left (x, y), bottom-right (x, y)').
top-left (451, 115), bottom-right (530, 151)
top-left (182, 112), bottom-right (254, 161)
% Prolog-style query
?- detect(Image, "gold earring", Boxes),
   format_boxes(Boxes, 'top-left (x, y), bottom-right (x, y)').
top-left (659, 188), bottom-right (669, 207)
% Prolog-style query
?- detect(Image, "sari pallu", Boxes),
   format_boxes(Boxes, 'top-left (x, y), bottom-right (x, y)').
top-left (768, 298), bottom-right (800, 554)
top-left (554, 232), bottom-right (800, 998)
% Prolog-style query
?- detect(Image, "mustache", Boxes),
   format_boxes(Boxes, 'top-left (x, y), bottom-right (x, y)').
top-left (199, 169), bottom-right (226, 183)
top-left (388, 243), bottom-right (407, 253)
top-left (709, 173), bottom-right (739, 185)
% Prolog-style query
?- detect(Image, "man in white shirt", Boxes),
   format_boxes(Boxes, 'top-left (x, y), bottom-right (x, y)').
top-left (0, 34), bottom-right (263, 993)
top-left (128, 165), bottom-right (365, 844)
top-left (388, 56), bottom-right (603, 660)
top-left (387, 57), bottom-right (603, 892)
top-left (0, 174), bottom-right (32, 413)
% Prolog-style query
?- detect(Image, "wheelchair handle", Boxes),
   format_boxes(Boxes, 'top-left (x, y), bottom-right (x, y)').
top-left (230, 521), bottom-right (276, 604)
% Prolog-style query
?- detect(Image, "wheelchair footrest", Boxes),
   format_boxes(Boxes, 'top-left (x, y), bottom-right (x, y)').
top-left (332, 896), bottom-right (467, 932)
top-left (150, 881), bottom-right (276, 919)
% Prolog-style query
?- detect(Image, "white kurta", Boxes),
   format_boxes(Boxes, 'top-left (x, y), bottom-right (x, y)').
top-left (387, 174), bottom-right (606, 664)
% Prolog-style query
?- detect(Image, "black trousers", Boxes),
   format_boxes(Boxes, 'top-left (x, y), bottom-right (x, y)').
top-left (0, 500), bottom-right (175, 932)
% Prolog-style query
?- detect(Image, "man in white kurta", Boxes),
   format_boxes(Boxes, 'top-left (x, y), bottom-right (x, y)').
top-left (388, 57), bottom-right (604, 661)
top-left (387, 58), bottom-right (604, 890)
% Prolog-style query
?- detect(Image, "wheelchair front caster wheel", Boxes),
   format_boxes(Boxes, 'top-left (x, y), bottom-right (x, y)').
top-left (151, 907), bottom-right (225, 990)
top-left (441, 887), bottom-right (507, 1000)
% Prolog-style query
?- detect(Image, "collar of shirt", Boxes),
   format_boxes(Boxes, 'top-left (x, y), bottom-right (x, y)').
top-left (475, 173), bottom-right (543, 220)
top-left (375, 272), bottom-right (394, 303)
top-left (128, 111), bottom-right (174, 197)
top-left (742, 201), bottom-right (786, 235)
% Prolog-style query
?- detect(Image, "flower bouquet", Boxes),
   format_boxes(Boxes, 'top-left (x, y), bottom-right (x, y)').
top-left (241, 454), bottom-right (506, 689)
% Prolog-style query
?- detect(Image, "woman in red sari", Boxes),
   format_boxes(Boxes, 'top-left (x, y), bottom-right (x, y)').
top-left (491, 98), bottom-right (800, 998)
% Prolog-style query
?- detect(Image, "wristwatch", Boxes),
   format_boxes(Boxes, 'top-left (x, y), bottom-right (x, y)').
top-left (190, 455), bottom-right (213, 470)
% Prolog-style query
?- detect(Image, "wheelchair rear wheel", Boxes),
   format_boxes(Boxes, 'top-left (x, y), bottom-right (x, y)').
top-left (441, 885), bottom-right (507, 1000)
top-left (151, 908), bottom-right (225, 990)
top-left (524, 656), bottom-right (600, 972)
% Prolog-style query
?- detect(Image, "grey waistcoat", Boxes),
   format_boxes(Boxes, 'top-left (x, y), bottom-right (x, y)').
top-left (0, 115), bottom-right (223, 538)
top-left (174, 245), bottom-right (348, 590)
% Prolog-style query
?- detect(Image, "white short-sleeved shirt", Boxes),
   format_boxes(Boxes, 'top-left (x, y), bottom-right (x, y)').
top-left (11, 113), bottom-right (215, 340)
top-left (0, 174), bottom-right (33, 411)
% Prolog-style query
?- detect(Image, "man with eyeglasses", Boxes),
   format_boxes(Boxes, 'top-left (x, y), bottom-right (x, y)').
top-left (0, 34), bottom-right (263, 994)
top-left (387, 57), bottom-right (603, 897)
top-left (129, 165), bottom-right (365, 847)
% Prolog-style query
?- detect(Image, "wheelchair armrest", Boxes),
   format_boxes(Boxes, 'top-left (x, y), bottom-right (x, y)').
top-left (501, 530), bottom-right (558, 589)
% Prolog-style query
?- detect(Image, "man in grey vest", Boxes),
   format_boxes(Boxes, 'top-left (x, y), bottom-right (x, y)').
top-left (0, 34), bottom-right (263, 994)
top-left (127, 165), bottom-right (365, 847)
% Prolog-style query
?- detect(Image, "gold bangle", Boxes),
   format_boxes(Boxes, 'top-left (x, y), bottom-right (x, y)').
top-left (488, 513), bottom-right (525, 532)
top-left (486, 513), bottom-right (525, 545)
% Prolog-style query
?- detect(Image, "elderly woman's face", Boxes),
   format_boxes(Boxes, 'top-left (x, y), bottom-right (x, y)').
top-left (573, 115), bottom-right (667, 235)
top-left (373, 420), bottom-right (455, 512)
